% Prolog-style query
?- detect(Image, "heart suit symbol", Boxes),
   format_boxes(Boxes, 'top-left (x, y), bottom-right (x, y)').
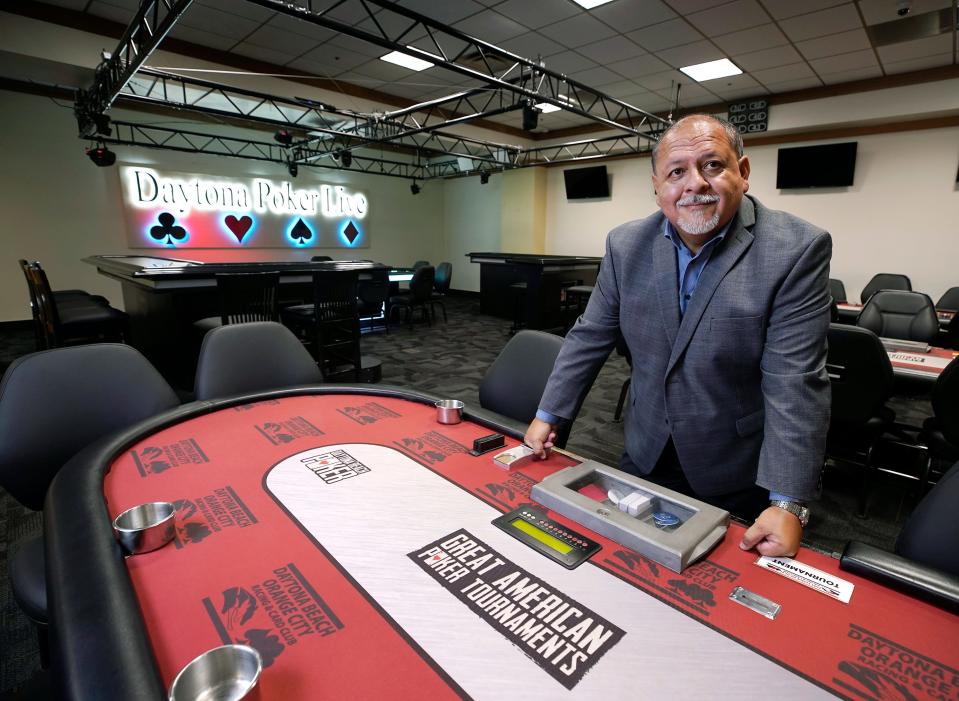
top-left (224, 215), bottom-right (253, 242)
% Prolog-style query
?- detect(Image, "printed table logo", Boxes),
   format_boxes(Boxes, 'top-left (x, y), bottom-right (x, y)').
top-left (255, 416), bottom-right (324, 445)
top-left (337, 401), bottom-right (401, 425)
top-left (203, 563), bottom-right (343, 668)
top-left (172, 485), bottom-right (258, 548)
top-left (409, 529), bottom-right (625, 690)
top-left (476, 472), bottom-right (539, 510)
top-left (394, 430), bottom-right (469, 465)
top-left (131, 438), bottom-right (209, 477)
top-left (301, 449), bottom-right (370, 484)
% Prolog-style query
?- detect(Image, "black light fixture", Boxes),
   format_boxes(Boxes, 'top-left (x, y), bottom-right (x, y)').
top-left (410, 181), bottom-right (421, 195)
top-left (522, 102), bottom-right (540, 131)
top-left (288, 160), bottom-right (298, 178)
top-left (92, 113), bottom-right (112, 136)
top-left (340, 150), bottom-right (352, 167)
top-left (274, 129), bottom-right (293, 145)
top-left (480, 172), bottom-right (490, 185)
top-left (86, 142), bottom-right (116, 167)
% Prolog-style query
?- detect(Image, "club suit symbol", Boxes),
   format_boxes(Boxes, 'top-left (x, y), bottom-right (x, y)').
top-left (150, 212), bottom-right (188, 244)
top-left (290, 218), bottom-right (313, 244)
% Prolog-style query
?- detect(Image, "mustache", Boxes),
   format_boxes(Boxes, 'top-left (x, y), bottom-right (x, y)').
top-left (677, 194), bottom-right (719, 206)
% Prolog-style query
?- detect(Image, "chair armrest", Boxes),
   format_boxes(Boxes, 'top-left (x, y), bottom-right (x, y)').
top-left (840, 541), bottom-right (959, 614)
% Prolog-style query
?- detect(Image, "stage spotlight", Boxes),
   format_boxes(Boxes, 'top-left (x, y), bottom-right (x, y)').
top-left (274, 130), bottom-right (293, 145)
top-left (288, 161), bottom-right (298, 178)
top-left (92, 113), bottom-right (112, 136)
top-left (522, 103), bottom-right (540, 131)
top-left (480, 172), bottom-right (489, 184)
top-left (410, 181), bottom-right (420, 195)
top-left (86, 143), bottom-right (116, 167)
top-left (341, 150), bottom-right (352, 167)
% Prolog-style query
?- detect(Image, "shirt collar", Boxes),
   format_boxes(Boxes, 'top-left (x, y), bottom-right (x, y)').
top-left (662, 218), bottom-right (732, 257)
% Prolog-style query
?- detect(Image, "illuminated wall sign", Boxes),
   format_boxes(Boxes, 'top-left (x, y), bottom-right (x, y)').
top-left (118, 166), bottom-right (370, 249)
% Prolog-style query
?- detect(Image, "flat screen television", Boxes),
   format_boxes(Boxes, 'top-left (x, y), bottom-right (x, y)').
top-left (564, 165), bottom-right (610, 199)
top-left (776, 142), bottom-right (857, 188)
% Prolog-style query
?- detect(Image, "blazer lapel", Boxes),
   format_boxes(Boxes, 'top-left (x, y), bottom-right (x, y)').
top-left (653, 228), bottom-right (681, 348)
top-left (666, 197), bottom-right (756, 375)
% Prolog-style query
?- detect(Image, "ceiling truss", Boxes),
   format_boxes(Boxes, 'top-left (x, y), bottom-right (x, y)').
top-left (74, 0), bottom-right (671, 179)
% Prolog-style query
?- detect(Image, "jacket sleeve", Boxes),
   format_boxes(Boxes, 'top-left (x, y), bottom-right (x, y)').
top-left (756, 231), bottom-right (832, 500)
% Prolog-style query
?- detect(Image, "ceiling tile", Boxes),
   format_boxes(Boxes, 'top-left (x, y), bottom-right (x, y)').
top-left (882, 52), bottom-right (954, 74)
top-left (577, 36), bottom-right (646, 64)
top-left (543, 51), bottom-right (599, 74)
top-left (713, 85), bottom-right (769, 101)
top-left (760, 76), bottom-right (824, 92)
top-left (713, 24), bottom-right (789, 55)
top-left (492, 0), bottom-right (580, 29)
top-left (289, 44), bottom-right (372, 75)
top-left (453, 10), bottom-right (529, 42)
top-left (230, 42), bottom-right (302, 67)
top-left (600, 79), bottom-right (647, 97)
top-left (500, 31), bottom-right (566, 60)
top-left (664, 81), bottom-right (717, 100)
top-left (344, 58), bottom-right (417, 82)
top-left (656, 40), bottom-right (726, 68)
top-left (567, 65), bottom-right (624, 86)
top-left (265, 13), bottom-right (338, 43)
top-left (176, 5), bottom-right (262, 40)
top-left (627, 19), bottom-right (705, 51)
top-left (733, 44), bottom-right (802, 71)
top-left (779, 5), bottom-right (863, 42)
top-left (589, 0), bottom-right (677, 32)
top-left (810, 49), bottom-right (880, 74)
top-left (607, 52), bottom-right (671, 77)
top-left (636, 68), bottom-right (688, 90)
top-left (166, 25), bottom-right (237, 51)
top-left (687, 0), bottom-right (768, 36)
top-left (197, 0), bottom-right (275, 23)
top-left (857, 0), bottom-right (952, 26)
top-left (87, 1), bottom-right (135, 23)
top-left (796, 28), bottom-right (872, 59)
top-left (876, 33), bottom-right (953, 63)
top-left (242, 25), bottom-right (327, 57)
top-left (819, 65), bottom-right (884, 83)
top-left (704, 73), bottom-right (763, 93)
top-left (538, 14), bottom-right (618, 48)
top-left (394, 0), bottom-right (486, 24)
top-left (760, 0), bottom-right (849, 20)
top-left (326, 34), bottom-right (388, 59)
top-left (751, 61), bottom-right (818, 84)
top-left (665, 0), bottom-right (733, 11)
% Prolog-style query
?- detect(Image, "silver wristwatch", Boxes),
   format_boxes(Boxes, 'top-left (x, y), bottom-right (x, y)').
top-left (770, 500), bottom-right (810, 528)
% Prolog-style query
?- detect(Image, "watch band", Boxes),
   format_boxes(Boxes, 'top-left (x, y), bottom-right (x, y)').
top-left (770, 500), bottom-right (810, 528)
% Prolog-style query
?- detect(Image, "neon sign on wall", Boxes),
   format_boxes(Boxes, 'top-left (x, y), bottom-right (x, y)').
top-left (119, 166), bottom-right (370, 249)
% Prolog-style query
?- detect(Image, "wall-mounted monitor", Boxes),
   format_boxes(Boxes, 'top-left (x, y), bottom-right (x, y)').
top-left (776, 142), bottom-right (857, 189)
top-left (564, 165), bottom-right (610, 199)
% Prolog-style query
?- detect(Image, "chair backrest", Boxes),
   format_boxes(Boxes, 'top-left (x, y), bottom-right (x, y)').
top-left (0, 344), bottom-right (179, 510)
top-left (479, 330), bottom-right (573, 446)
top-left (856, 290), bottom-right (940, 343)
top-left (861, 273), bottom-right (911, 303)
top-left (310, 255), bottom-right (333, 262)
top-left (895, 460), bottom-right (959, 576)
top-left (931, 356), bottom-right (959, 447)
top-left (25, 262), bottom-right (61, 348)
top-left (312, 270), bottom-right (361, 379)
top-left (828, 278), bottom-right (847, 304)
top-left (936, 287), bottom-right (959, 311)
top-left (194, 321), bottom-right (323, 400)
top-left (409, 265), bottom-right (435, 302)
top-left (19, 259), bottom-right (46, 349)
top-left (412, 260), bottom-right (430, 269)
top-left (357, 268), bottom-right (390, 317)
top-left (434, 262), bottom-right (453, 293)
top-left (215, 272), bottom-right (279, 325)
top-left (826, 324), bottom-right (894, 427)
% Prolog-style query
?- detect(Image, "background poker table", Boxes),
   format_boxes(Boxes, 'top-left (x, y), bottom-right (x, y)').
top-left (46, 387), bottom-right (959, 700)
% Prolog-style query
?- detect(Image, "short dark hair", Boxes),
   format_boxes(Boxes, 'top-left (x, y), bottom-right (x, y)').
top-left (651, 114), bottom-right (743, 172)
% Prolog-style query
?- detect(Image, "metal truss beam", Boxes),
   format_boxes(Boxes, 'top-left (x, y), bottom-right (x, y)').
top-left (74, 0), bottom-right (196, 136)
top-left (516, 134), bottom-right (656, 167)
top-left (246, 0), bottom-right (670, 138)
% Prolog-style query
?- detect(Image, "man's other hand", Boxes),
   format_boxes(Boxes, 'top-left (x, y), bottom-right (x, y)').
top-left (524, 418), bottom-right (557, 459)
top-left (739, 506), bottom-right (802, 557)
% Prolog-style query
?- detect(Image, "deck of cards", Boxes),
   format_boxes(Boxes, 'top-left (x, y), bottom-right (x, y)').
top-left (608, 488), bottom-right (653, 518)
top-left (492, 445), bottom-right (537, 471)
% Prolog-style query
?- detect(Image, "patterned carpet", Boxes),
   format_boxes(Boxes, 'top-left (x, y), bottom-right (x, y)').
top-left (0, 297), bottom-right (937, 694)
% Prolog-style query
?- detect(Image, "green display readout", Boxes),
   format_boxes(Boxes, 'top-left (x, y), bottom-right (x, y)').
top-left (509, 518), bottom-right (573, 554)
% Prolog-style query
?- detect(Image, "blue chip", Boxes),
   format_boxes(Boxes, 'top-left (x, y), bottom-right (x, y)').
top-left (653, 511), bottom-right (680, 526)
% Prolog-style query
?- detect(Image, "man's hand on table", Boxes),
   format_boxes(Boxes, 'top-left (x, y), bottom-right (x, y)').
top-left (524, 418), bottom-right (557, 459)
top-left (739, 506), bottom-right (803, 557)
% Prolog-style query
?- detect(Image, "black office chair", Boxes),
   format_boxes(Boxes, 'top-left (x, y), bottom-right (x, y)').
top-left (479, 330), bottom-right (578, 449)
top-left (357, 269), bottom-right (391, 333)
top-left (860, 273), bottom-right (911, 304)
top-left (430, 261), bottom-right (452, 323)
top-left (310, 255), bottom-right (333, 262)
top-left (613, 334), bottom-right (632, 422)
top-left (828, 278), bottom-right (847, 304)
top-left (841, 460), bottom-right (959, 612)
top-left (825, 324), bottom-right (898, 517)
top-left (857, 290), bottom-right (940, 344)
top-left (412, 260), bottom-right (430, 269)
top-left (917, 357), bottom-right (959, 483)
top-left (194, 272), bottom-right (280, 334)
top-left (194, 322), bottom-right (323, 400)
top-left (389, 265), bottom-right (434, 328)
top-left (829, 296), bottom-right (840, 322)
top-left (936, 287), bottom-right (959, 311)
top-left (0, 344), bottom-right (179, 655)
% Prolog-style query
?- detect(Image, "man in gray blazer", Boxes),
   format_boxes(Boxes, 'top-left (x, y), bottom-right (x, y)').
top-left (525, 114), bottom-right (831, 558)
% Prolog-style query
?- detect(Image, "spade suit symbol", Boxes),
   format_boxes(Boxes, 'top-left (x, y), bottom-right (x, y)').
top-left (291, 218), bottom-right (313, 244)
top-left (150, 212), bottom-right (188, 245)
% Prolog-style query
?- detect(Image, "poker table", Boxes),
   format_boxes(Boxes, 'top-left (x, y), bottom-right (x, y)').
top-left (46, 387), bottom-right (959, 700)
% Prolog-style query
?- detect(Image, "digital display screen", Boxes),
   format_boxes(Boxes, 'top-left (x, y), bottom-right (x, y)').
top-left (509, 518), bottom-right (573, 554)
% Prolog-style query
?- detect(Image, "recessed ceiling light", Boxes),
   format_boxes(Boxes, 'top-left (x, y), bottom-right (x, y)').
top-left (380, 50), bottom-right (433, 72)
top-left (679, 58), bottom-right (742, 82)
top-left (573, 0), bottom-right (617, 8)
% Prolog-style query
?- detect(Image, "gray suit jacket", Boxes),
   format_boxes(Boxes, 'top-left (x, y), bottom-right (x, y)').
top-left (540, 195), bottom-right (831, 500)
